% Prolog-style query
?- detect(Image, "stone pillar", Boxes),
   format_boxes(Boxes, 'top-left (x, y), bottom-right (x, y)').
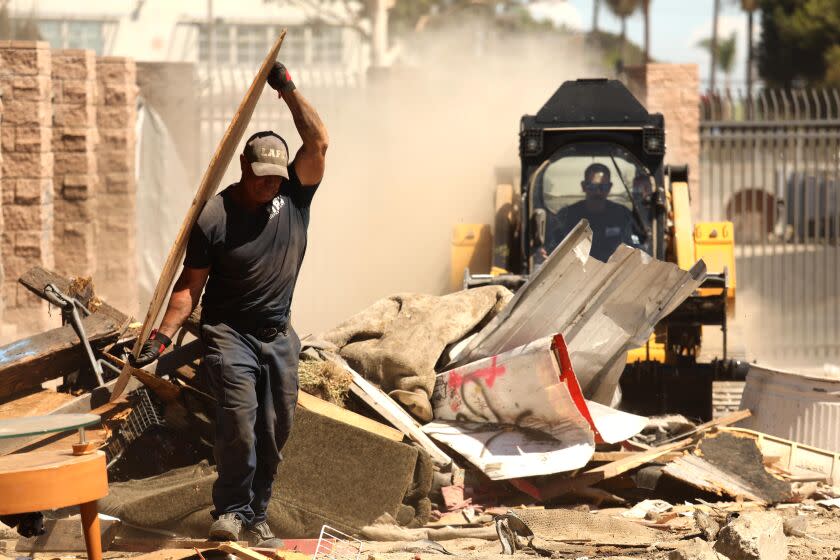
top-left (0, 41), bottom-right (54, 335)
top-left (95, 57), bottom-right (138, 316)
top-left (643, 64), bottom-right (701, 214)
top-left (52, 49), bottom-right (98, 278)
top-left (0, 86), bottom-right (5, 329)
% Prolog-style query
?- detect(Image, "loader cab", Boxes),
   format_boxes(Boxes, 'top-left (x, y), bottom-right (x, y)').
top-left (519, 79), bottom-right (667, 273)
top-left (530, 142), bottom-right (654, 264)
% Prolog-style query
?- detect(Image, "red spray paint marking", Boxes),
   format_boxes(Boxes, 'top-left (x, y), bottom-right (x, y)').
top-left (447, 356), bottom-right (506, 392)
top-left (552, 333), bottom-right (604, 444)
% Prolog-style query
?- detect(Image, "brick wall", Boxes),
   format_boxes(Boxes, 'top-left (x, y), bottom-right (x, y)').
top-left (52, 49), bottom-right (98, 278)
top-left (643, 64), bottom-right (701, 214)
top-left (0, 41), bottom-right (54, 334)
top-left (95, 57), bottom-right (138, 316)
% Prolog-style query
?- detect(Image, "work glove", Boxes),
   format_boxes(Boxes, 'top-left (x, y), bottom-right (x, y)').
top-left (130, 329), bottom-right (172, 367)
top-left (267, 61), bottom-right (296, 93)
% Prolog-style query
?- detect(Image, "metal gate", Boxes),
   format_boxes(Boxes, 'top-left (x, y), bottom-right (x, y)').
top-left (699, 90), bottom-right (840, 365)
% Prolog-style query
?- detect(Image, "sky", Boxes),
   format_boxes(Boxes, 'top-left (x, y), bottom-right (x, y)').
top-left (533, 0), bottom-right (761, 90)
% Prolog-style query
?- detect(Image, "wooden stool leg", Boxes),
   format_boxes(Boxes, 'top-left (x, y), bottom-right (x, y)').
top-left (79, 500), bottom-right (102, 560)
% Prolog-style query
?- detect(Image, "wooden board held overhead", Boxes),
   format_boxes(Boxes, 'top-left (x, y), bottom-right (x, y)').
top-left (110, 31), bottom-right (287, 402)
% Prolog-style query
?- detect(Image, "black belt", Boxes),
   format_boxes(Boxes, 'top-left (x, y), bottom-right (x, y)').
top-left (203, 314), bottom-right (289, 341)
top-left (254, 324), bottom-right (287, 340)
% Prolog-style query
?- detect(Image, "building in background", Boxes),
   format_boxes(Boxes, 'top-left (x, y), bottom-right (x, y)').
top-left (4, 0), bottom-right (375, 87)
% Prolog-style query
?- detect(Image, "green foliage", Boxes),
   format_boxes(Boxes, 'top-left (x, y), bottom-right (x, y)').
top-left (698, 32), bottom-right (738, 75)
top-left (605, 0), bottom-right (641, 18)
top-left (757, 0), bottom-right (840, 87)
top-left (826, 45), bottom-right (840, 86)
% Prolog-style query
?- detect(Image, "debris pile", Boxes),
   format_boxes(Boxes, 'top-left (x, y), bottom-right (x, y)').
top-left (2, 226), bottom-right (840, 558)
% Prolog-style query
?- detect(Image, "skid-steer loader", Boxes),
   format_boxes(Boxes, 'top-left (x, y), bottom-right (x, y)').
top-left (453, 79), bottom-right (746, 421)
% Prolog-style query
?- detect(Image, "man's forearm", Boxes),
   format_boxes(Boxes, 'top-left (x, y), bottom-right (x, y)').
top-left (158, 290), bottom-right (197, 339)
top-left (283, 89), bottom-right (329, 152)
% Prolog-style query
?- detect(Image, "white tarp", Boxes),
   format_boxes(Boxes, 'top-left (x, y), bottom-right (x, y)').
top-left (423, 334), bottom-right (647, 480)
top-left (450, 221), bottom-right (707, 404)
top-left (136, 102), bottom-right (194, 312)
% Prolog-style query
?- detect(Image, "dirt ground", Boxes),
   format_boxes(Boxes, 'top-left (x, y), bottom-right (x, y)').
top-left (3, 504), bottom-right (840, 560)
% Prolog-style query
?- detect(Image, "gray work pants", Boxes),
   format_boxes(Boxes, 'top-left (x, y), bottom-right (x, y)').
top-left (201, 321), bottom-right (301, 525)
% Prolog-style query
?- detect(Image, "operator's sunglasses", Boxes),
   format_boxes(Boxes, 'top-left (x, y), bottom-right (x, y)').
top-left (583, 182), bottom-right (612, 192)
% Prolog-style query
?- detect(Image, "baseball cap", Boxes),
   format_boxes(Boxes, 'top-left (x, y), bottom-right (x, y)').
top-left (243, 131), bottom-right (289, 178)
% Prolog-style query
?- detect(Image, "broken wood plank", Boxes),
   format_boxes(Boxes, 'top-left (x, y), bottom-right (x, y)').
top-left (297, 390), bottom-right (404, 442)
top-left (0, 381), bottom-right (135, 456)
top-left (0, 312), bottom-right (122, 402)
top-left (663, 454), bottom-right (764, 502)
top-left (591, 450), bottom-right (683, 463)
top-left (102, 353), bottom-right (182, 403)
top-left (15, 517), bottom-right (119, 552)
top-left (18, 266), bottom-right (127, 324)
top-left (650, 409), bottom-right (752, 447)
top-left (112, 32), bottom-right (287, 403)
top-left (0, 389), bottom-right (75, 419)
top-left (343, 363), bottom-right (452, 467)
top-left (723, 426), bottom-right (840, 485)
top-left (526, 439), bottom-right (691, 501)
top-left (251, 549), bottom-right (312, 560)
top-left (219, 541), bottom-right (273, 560)
top-left (110, 539), bottom-right (246, 553)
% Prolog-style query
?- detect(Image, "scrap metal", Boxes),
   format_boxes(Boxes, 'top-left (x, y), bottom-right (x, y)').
top-left (451, 221), bottom-right (707, 404)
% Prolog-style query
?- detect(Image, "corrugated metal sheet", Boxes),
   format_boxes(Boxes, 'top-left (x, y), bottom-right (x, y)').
top-left (739, 364), bottom-right (840, 453)
top-left (451, 221), bottom-right (707, 404)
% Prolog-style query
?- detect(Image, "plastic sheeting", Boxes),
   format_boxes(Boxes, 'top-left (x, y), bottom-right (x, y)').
top-left (135, 101), bottom-right (195, 312)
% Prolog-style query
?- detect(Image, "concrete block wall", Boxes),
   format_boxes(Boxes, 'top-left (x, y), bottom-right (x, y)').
top-left (52, 49), bottom-right (98, 278)
top-left (0, 41), bottom-right (54, 334)
top-left (643, 64), bottom-right (701, 213)
top-left (0, 41), bottom-right (140, 341)
top-left (95, 57), bottom-right (138, 316)
top-left (0, 86), bottom-right (4, 327)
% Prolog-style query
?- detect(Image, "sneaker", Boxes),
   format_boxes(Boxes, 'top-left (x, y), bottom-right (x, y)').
top-left (246, 520), bottom-right (276, 544)
top-left (209, 513), bottom-right (243, 541)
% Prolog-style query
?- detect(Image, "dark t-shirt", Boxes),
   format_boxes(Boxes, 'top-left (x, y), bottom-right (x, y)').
top-left (551, 199), bottom-right (634, 262)
top-left (184, 163), bottom-right (318, 326)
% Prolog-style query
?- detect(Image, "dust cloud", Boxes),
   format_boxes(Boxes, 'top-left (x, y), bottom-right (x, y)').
top-left (278, 29), bottom-right (606, 336)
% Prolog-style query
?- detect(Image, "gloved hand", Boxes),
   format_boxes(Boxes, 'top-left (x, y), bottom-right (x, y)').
top-left (130, 329), bottom-right (172, 367)
top-left (267, 62), bottom-right (296, 93)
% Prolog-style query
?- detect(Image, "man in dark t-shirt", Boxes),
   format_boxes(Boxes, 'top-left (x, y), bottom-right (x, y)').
top-left (550, 163), bottom-right (635, 261)
top-left (130, 62), bottom-right (327, 543)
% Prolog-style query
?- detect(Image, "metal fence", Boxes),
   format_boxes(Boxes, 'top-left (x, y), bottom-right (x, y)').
top-left (699, 89), bottom-right (840, 364)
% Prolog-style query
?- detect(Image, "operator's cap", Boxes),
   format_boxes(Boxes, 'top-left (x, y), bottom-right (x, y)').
top-left (583, 163), bottom-right (611, 186)
top-left (243, 131), bottom-right (289, 179)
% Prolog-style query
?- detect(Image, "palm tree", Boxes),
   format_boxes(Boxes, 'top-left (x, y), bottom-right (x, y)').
top-left (592, 0), bottom-right (601, 34)
top-left (709, 0), bottom-right (720, 90)
top-left (641, 0), bottom-right (651, 62)
top-left (605, 0), bottom-right (640, 62)
top-left (698, 32), bottom-right (738, 88)
top-left (740, 0), bottom-right (759, 101)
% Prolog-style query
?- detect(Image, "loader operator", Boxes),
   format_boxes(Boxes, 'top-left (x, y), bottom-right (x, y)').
top-left (551, 163), bottom-right (635, 261)
top-left (130, 62), bottom-right (328, 544)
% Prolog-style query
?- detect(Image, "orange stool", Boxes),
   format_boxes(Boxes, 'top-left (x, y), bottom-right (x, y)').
top-left (0, 414), bottom-right (108, 560)
top-left (0, 449), bottom-right (108, 560)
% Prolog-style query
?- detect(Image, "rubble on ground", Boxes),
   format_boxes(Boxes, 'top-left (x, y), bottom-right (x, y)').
top-left (2, 237), bottom-right (840, 559)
